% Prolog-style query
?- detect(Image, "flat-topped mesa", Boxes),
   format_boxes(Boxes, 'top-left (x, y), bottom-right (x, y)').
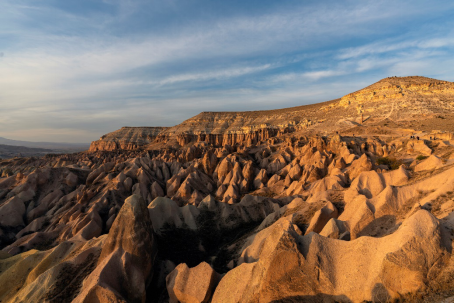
top-left (91, 76), bottom-right (454, 151)
top-left (89, 126), bottom-right (169, 151)
top-left (154, 100), bottom-right (338, 147)
top-left (338, 76), bottom-right (454, 116)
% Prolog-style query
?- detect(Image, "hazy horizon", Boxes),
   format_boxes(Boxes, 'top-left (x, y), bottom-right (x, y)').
top-left (2, 0), bottom-right (454, 143)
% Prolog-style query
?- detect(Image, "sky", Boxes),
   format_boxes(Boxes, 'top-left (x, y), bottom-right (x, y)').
top-left (1, 0), bottom-right (454, 143)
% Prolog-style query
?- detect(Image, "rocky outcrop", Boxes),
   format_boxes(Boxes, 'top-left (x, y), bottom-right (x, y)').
top-left (166, 262), bottom-right (220, 303)
top-left (2, 76), bottom-right (454, 302)
top-left (212, 210), bottom-right (448, 302)
top-left (89, 126), bottom-right (168, 151)
top-left (86, 76), bottom-right (454, 152)
top-left (339, 76), bottom-right (454, 119)
top-left (74, 194), bottom-right (157, 303)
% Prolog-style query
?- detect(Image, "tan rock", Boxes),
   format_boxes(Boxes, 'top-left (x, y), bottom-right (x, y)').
top-left (150, 181), bottom-right (165, 199)
top-left (201, 151), bottom-right (218, 175)
top-left (319, 218), bottom-right (348, 239)
top-left (74, 194), bottom-right (157, 303)
top-left (253, 169), bottom-right (268, 189)
top-left (123, 177), bottom-right (133, 192)
top-left (213, 210), bottom-right (447, 302)
top-left (0, 196), bottom-right (25, 227)
top-left (166, 262), bottom-right (220, 303)
top-left (148, 197), bottom-right (183, 233)
top-left (346, 153), bottom-right (373, 181)
top-left (65, 172), bottom-right (78, 187)
top-left (415, 155), bottom-right (444, 172)
top-left (305, 201), bottom-right (338, 235)
top-left (266, 174), bottom-right (281, 187)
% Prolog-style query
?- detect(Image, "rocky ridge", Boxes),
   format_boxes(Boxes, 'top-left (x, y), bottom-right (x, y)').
top-left (90, 76), bottom-right (454, 151)
top-left (1, 76), bottom-right (454, 302)
top-left (89, 126), bottom-right (168, 152)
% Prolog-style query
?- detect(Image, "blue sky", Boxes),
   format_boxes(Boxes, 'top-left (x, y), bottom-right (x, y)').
top-left (1, 0), bottom-right (454, 143)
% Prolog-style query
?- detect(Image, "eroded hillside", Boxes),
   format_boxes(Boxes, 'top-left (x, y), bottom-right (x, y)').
top-left (90, 76), bottom-right (454, 152)
top-left (2, 76), bottom-right (454, 302)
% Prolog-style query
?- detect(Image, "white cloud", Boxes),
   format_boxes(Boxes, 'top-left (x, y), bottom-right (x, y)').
top-left (1, 0), bottom-right (454, 142)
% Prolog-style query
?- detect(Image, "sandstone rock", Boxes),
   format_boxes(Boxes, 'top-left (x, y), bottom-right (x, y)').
top-left (408, 139), bottom-right (432, 156)
top-left (74, 194), bottom-right (157, 303)
top-left (65, 172), bottom-right (78, 187)
top-left (319, 218), bottom-right (348, 239)
top-left (305, 201), bottom-right (338, 235)
top-left (16, 217), bottom-right (47, 239)
top-left (253, 169), bottom-right (268, 189)
top-left (287, 163), bottom-right (302, 180)
top-left (148, 197), bottom-right (183, 233)
top-left (201, 151), bottom-right (218, 176)
top-left (0, 196), bottom-right (26, 227)
top-left (213, 210), bottom-right (447, 302)
top-left (197, 195), bottom-right (217, 211)
top-left (222, 184), bottom-right (240, 203)
top-left (266, 174), bottom-right (281, 187)
top-left (123, 177), bottom-right (133, 192)
top-left (346, 153), bottom-right (373, 181)
top-left (166, 262), bottom-right (220, 303)
top-left (217, 157), bottom-right (233, 181)
top-left (415, 155), bottom-right (444, 172)
top-left (89, 126), bottom-right (168, 151)
top-left (150, 181), bottom-right (165, 199)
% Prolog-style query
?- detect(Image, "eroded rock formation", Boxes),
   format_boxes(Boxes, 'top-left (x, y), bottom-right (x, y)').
top-left (1, 76), bottom-right (454, 302)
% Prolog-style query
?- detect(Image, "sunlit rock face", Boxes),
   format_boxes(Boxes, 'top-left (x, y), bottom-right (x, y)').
top-left (2, 76), bottom-right (454, 302)
top-left (89, 126), bottom-right (169, 151)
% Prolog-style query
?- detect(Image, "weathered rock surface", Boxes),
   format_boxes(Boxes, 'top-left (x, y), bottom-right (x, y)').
top-left (89, 126), bottom-right (168, 151)
top-left (166, 262), bottom-right (220, 303)
top-left (74, 194), bottom-right (157, 303)
top-left (212, 210), bottom-right (448, 302)
top-left (1, 76), bottom-right (454, 302)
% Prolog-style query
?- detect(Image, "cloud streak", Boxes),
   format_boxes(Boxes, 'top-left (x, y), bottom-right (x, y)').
top-left (1, 0), bottom-right (454, 142)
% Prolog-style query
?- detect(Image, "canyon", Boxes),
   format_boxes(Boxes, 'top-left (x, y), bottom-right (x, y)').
top-left (1, 76), bottom-right (454, 302)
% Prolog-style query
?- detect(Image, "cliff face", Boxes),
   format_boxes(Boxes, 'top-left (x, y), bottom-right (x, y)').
top-left (91, 76), bottom-right (454, 151)
top-left (152, 100), bottom-right (339, 148)
top-left (89, 127), bottom-right (168, 151)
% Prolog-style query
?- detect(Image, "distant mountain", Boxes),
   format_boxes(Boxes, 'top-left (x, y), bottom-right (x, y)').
top-left (0, 144), bottom-right (54, 159)
top-left (0, 137), bottom-right (89, 151)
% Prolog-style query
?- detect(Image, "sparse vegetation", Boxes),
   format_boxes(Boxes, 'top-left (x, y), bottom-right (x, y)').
top-left (416, 155), bottom-right (428, 161)
top-left (376, 157), bottom-right (403, 170)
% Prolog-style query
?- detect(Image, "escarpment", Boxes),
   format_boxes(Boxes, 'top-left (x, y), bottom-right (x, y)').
top-left (89, 76), bottom-right (454, 152)
top-left (89, 126), bottom-right (169, 152)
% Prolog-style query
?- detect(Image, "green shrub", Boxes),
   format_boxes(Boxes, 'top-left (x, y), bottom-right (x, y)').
top-left (416, 155), bottom-right (428, 161)
top-left (376, 157), bottom-right (403, 170)
top-left (376, 157), bottom-right (391, 166)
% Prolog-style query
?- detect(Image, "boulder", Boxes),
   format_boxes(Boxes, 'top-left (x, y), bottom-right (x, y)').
top-left (166, 262), bottom-right (220, 303)
top-left (65, 172), bottom-right (78, 187)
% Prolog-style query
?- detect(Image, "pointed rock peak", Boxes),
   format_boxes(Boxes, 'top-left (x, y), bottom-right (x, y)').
top-left (198, 194), bottom-right (217, 210)
top-left (100, 194), bottom-right (155, 265)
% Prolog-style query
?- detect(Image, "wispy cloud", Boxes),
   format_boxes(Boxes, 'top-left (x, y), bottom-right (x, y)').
top-left (1, 0), bottom-right (454, 142)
